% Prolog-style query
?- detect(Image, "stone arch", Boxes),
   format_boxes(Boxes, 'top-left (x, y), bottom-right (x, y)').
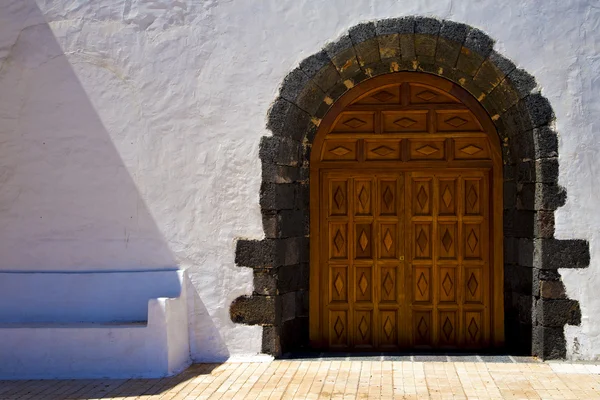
top-left (231, 17), bottom-right (590, 359)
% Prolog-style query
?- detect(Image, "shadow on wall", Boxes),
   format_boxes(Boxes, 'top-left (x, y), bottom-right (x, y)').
top-left (0, 0), bottom-right (228, 360)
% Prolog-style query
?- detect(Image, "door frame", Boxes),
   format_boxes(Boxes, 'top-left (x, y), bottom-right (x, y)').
top-left (309, 72), bottom-right (504, 350)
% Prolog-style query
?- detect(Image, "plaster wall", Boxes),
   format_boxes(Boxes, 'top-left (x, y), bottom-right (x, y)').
top-left (0, 0), bottom-right (599, 360)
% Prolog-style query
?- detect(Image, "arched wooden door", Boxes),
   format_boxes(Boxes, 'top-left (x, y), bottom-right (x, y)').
top-left (309, 72), bottom-right (503, 351)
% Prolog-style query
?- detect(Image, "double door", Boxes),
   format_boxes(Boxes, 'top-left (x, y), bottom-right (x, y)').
top-left (320, 169), bottom-right (490, 350)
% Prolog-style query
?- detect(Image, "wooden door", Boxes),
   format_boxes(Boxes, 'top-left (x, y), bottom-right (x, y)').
top-left (310, 73), bottom-right (504, 351)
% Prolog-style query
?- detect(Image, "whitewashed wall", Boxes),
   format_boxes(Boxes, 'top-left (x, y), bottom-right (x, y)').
top-left (0, 0), bottom-right (598, 361)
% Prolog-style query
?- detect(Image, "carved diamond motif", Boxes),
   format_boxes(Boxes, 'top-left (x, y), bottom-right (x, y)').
top-left (394, 117), bottom-right (417, 128)
top-left (468, 318), bottom-right (479, 340)
top-left (334, 316), bottom-right (345, 338)
top-left (442, 187), bottom-right (452, 208)
top-left (417, 229), bottom-right (428, 253)
top-left (383, 272), bottom-right (393, 295)
top-left (445, 116), bottom-right (468, 127)
top-left (358, 187), bottom-right (368, 209)
top-left (460, 145), bottom-right (483, 155)
top-left (383, 317), bottom-right (393, 338)
top-left (417, 272), bottom-right (428, 296)
top-left (442, 273), bottom-right (453, 296)
top-left (443, 317), bottom-right (453, 340)
top-left (343, 118), bottom-right (367, 128)
top-left (467, 186), bottom-right (478, 208)
top-left (416, 90), bottom-right (437, 101)
top-left (442, 229), bottom-right (453, 252)
top-left (334, 274), bottom-right (344, 296)
top-left (416, 145), bottom-right (439, 155)
top-left (334, 187), bottom-right (345, 210)
top-left (383, 229), bottom-right (393, 252)
top-left (359, 230), bottom-right (369, 251)
top-left (417, 316), bottom-right (428, 338)
top-left (417, 186), bottom-right (428, 209)
top-left (383, 187), bottom-right (394, 209)
top-left (467, 229), bottom-right (478, 252)
top-left (333, 230), bottom-right (344, 252)
top-left (371, 90), bottom-right (395, 102)
top-left (359, 273), bottom-right (368, 295)
top-left (371, 145), bottom-right (395, 156)
top-left (467, 273), bottom-right (478, 296)
top-left (358, 316), bottom-right (368, 339)
top-left (330, 146), bottom-right (351, 156)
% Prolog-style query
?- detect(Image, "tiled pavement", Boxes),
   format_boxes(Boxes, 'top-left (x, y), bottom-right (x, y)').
top-left (1, 356), bottom-right (600, 399)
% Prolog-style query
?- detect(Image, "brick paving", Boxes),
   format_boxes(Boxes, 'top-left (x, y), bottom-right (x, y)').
top-left (1, 357), bottom-right (600, 399)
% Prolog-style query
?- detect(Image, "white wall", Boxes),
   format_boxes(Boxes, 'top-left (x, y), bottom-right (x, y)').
top-left (0, 0), bottom-right (598, 360)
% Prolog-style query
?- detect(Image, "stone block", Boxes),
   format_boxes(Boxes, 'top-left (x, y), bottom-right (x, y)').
top-left (518, 183), bottom-right (566, 211)
top-left (259, 136), bottom-right (301, 167)
top-left (294, 82), bottom-right (327, 116)
top-left (349, 21), bottom-right (377, 43)
top-left (261, 163), bottom-right (302, 184)
top-left (539, 268), bottom-right (562, 281)
top-left (463, 28), bottom-right (495, 56)
top-left (533, 126), bottom-right (559, 159)
top-left (517, 293), bottom-right (534, 325)
top-left (377, 34), bottom-right (400, 60)
top-left (260, 182), bottom-right (296, 211)
top-left (399, 34), bottom-right (416, 62)
top-left (518, 238), bottom-right (534, 267)
top-left (267, 98), bottom-right (311, 142)
top-left (254, 270), bottom-right (277, 295)
top-left (375, 18), bottom-right (402, 35)
top-left (532, 325), bottom-right (566, 359)
top-left (235, 237), bottom-right (304, 268)
top-left (504, 181), bottom-right (517, 209)
top-left (456, 47), bottom-right (486, 77)
top-left (535, 299), bottom-right (581, 327)
top-left (281, 291), bottom-right (296, 322)
top-left (235, 239), bottom-right (274, 268)
top-left (504, 209), bottom-right (534, 238)
top-left (523, 94), bottom-right (555, 128)
top-left (325, 35), bottom-right (362, 80)
top-left (353, 38), bottom-right (381, 67)
top-left (505, 68), bottom-right (537, 99)
top-left (415, 34), bottom-right (438, 62)
top-left (280, 317), bottom-right (309, 352)
top-left (504, 264), bottom-right (533, 293)
top-left (438, 20), bottom-right (469, 43)
top-left (296, 290), bottom-right (309, 317)
top-left (277, 264), bottom-right (304, 294)
top-left (294, 183), bottom-right (309, 210)
top-left (483, 78), bottom-right (520, 114)
top-left (262, 325), bottom-right (282, 356)
top-left (472, 60), bottom-right (502, 94)
top-left (534, 238), bottom-right (590, 270)
top-left (435, 37), bottom-right (462, 67)
top-left (504, 237), bottom-right (518, 264)
top-left (230, 295), bottom-right (278, 326)
top-left (518, 158), bottom-right (559, 184)
top-left (540, 281), bottom-right (566, 299)
top-left (299, 51), bottom-right (341, 92)
top-left (274, 237), bottom-right (304, 267)
top-left (363, 61), bottom-right (394, 77)
top-left (534, 211), bottom-right (555, 239)
top-left (279, 68), bottom-right (310, 104)
top-left (262, 210), bottom-right (305, 239)
top-left (327, 81), bottom-right (350, 102)
top-left (503, 164), bottom-right (517, 181)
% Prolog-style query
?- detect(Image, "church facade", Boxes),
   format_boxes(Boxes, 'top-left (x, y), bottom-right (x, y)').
top-left (0, 0), bottom-right (598, 378)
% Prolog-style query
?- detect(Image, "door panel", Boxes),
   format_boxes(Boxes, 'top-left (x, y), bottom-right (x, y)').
top-left (320, 170), bottom-right (490, 350)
